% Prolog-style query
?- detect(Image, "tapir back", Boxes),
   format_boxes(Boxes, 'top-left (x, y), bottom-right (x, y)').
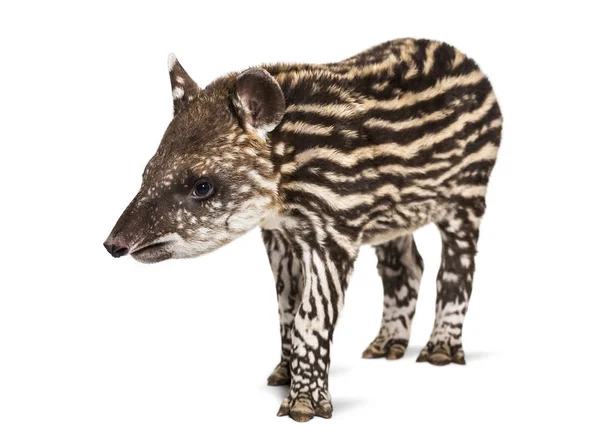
top-left (265, 38), bottom-right (502, 246)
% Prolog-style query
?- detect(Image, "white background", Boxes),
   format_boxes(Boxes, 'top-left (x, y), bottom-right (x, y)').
top-left (1, 1), bottom-right (598, 440)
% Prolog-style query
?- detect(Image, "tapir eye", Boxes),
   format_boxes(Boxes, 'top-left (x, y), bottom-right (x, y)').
top-left (191, 179), bottom-right (214, 199)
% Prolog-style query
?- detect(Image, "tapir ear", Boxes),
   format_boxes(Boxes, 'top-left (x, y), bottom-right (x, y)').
top-left (168, 54), bottom-right (201, 115)
top-left (233, 68), bottom-right (285, 136)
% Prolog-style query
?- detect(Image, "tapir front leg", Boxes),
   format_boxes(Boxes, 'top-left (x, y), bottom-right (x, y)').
top-left (277, 241), bottom-right (355, 422)
top-left (262, 229), bottom-right (302, 386)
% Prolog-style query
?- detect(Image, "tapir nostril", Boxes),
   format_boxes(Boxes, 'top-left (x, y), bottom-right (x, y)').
top-left (103, 240), bottom-right (130, 258)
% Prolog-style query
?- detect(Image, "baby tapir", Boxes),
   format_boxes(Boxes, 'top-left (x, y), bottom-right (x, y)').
top-left (104, 38), bottom-right (502, 422)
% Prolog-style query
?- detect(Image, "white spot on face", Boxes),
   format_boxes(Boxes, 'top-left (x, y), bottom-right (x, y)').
top-left (172, 86), bottom-right (184, 99)
top-left (226, 196), bottom-right (272, 233)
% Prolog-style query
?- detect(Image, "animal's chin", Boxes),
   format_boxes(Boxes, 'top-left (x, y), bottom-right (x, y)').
top-left (131, 251), bottom-right (172, 264)
top-left (130, 235), bottom-right (235, 263)
top-left (130, 242), bottom-right (173, 264)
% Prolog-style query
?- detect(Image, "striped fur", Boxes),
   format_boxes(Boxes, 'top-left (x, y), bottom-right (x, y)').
top-left (105, 38), bottom-right (502, 422)
top-left (261, 40), bottom-right (501, 420)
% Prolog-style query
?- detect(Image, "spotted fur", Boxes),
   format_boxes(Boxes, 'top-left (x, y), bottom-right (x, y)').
top-left (105, 38), bottom-right (502, 422)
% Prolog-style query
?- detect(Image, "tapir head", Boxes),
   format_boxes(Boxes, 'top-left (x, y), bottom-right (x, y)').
top-left (104, 55), bottom-right (285, 263)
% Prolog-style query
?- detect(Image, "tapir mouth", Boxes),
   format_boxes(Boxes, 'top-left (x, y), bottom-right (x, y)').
top-left (130, 240), bottom-right (174, 263)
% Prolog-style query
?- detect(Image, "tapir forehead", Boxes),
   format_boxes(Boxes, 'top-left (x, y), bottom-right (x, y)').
top-left (158, 100), bottom-right (239, 153)
top-left (142, 104), bottom-right (242, 181)
top-left (140, 74), bottom-right (276, 191)
top-left (140, 142), bottom-right (259, 195)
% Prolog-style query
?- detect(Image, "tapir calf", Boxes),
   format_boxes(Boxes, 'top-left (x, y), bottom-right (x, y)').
top-left (105, 38), bottom-right (502, 422)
